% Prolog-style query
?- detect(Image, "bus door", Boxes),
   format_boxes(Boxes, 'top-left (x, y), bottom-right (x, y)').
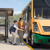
top-left (27, 6), bottom-right (32, 40)
top-left (23, 6), bottom-right (31, 40)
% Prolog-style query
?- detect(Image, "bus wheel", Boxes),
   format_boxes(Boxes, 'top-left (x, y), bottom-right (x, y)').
top-left (31, 33), bottom-right (34, 46)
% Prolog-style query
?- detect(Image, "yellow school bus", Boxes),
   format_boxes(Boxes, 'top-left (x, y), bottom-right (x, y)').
top-left (22, 0), bottom-right (50, 45)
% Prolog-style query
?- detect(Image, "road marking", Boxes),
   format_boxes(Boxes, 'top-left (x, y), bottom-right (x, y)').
top-left (24, 41), bottom-right (34, 50)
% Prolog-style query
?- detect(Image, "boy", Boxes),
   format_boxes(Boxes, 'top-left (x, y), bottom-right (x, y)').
top-left (9, 20), bottom-right (23, 45)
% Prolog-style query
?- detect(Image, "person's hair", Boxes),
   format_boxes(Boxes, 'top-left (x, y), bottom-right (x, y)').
top-left (14, 20), bottom-right (17, 23)
top-left (19, 19), bottom-right (20, 21)
top-left (19, 18), bottom-right (23, 21)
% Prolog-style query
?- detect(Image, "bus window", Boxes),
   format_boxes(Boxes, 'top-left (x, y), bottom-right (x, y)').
top-left (34, 8), bottom-right (50, 19)
top-left (23, 13), bottom-right (27, 23)
top-left (33, 22), bottom-right (39, 32)
top-left (23, 8), bottom-right (30, 23)
top-left (43, 8), bottom-right (50, 18)
top-left (34, 8), bottom-right (43, 19)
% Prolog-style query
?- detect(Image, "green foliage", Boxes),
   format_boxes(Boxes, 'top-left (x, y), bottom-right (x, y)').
top-left (8, 13), bottom-right (22, 26)
top-left (0, 19), bottom-right (5, 24)
top-left (0, 13), bottom-right (22, 26)
top-left (8, 16), bottom-right (14, 26)
top-left (15, 13), bottom-right (22, 21)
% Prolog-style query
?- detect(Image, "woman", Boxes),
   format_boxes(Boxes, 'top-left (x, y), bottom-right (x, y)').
top-left (18, 18), bottom-right (24, 45)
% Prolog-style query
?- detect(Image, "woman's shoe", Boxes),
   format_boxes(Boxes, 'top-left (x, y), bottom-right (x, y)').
top-left (20, 43), bottom-right (22, 45)
top-left (21, 43), bottom-right (24, 45)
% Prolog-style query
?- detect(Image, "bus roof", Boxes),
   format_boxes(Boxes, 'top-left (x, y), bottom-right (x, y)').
top-left (22, 0), bottom-right (50, 13)
top-left (22, 1), bottom-right (31, 12)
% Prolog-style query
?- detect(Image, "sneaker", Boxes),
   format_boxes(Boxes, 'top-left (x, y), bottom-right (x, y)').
top-left (20, 43), bottom-right (22, 45)
top-left (9, 41), bottom-right (12, 44)
top-left (21, 43), bottom-right (24, 45)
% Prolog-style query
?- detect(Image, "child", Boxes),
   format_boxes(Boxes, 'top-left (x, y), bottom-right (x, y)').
top-left (23, 23), bottom-right (29, 44)
top-left (9, 20), bottom-right (23, 45)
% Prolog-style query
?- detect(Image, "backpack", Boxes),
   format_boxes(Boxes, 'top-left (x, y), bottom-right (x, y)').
top-left (9, 26), bottom-right (12, 34)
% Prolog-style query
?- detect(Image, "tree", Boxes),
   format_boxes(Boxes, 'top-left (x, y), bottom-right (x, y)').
top-left (8, 13), bottom-right (22, 26)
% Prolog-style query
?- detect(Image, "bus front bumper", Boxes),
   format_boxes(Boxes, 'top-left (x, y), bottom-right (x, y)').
top-left (33, 33), bottom-right (50, 44)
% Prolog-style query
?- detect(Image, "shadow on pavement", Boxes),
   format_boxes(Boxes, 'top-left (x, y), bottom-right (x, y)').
top-left (0, 37), bottom-right (26, 46)
top-left (31, 44), bottom-right (50, 49)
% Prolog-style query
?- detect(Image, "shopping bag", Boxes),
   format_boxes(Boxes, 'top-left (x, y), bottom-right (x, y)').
top-left (23, 33), bottom-right (28, 39)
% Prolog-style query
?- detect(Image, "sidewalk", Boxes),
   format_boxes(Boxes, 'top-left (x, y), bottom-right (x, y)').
top-left (0, 34), bottom-right (30, 50)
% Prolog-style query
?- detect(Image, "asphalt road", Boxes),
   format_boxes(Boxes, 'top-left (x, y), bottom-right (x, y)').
top-left (0, 29), bottom-right (50, 50)
top-left (30, 43), bottom-right (50, 50)
top-left (24, 39), bottom-right (50, 50)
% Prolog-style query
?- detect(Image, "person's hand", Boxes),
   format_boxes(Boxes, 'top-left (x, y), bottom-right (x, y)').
top-left (21, 30), bottom-right (24, 31)
top-left (21, 27), bottom-right (24, 29)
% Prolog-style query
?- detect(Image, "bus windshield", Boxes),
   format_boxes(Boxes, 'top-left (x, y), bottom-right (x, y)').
top-left (33, 0), bottom-right (50, 19)
top-left (42, 26), bottom-right (50, 32)
top-left (33, 8), bottom-right (50, 19)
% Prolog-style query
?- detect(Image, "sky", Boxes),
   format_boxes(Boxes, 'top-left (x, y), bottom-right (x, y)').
top-left (0, 0), bottom-right (31, 14)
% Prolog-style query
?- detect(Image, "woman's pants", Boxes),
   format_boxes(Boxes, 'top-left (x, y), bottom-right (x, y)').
top-left (19, 31), bottom-right (23, 43)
